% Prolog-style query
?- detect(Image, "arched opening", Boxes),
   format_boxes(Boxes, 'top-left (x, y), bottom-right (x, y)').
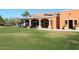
top-left (31, 19), bottom-right (39, 28)
top-left (41, 19), bottom-right (49, 28)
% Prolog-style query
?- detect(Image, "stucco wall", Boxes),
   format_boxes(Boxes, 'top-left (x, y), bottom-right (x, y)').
top-left (52, 16), bottom-right (57, 29)
top-left (59, 10), bottom-right (79, 29)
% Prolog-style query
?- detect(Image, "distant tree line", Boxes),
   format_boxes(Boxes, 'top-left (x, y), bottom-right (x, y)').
top-left (0, 16), bottom-right (22, 26)
top-left (0, 10), bottom-right (30, 27)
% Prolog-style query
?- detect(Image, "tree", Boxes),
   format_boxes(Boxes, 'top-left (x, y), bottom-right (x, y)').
top-left (5, 17), bottom-right (21, 26)
top-left (21, 10), bottom-right (30, 19)
top-left (0, 16), bottom-right (5, 26)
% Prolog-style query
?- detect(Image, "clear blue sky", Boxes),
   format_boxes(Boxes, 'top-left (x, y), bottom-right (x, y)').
top-left (0, 9), bottom-right (69, 18)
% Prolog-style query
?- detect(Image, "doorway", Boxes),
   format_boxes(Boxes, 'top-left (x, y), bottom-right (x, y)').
top-left (69, 20), bottom-right (73, 29)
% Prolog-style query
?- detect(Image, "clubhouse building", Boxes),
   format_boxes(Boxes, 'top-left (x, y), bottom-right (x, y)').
top-left (23, 10), bottom-right (79, 30)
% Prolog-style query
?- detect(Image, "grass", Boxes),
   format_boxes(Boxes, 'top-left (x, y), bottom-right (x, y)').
top-left (0, 26), bottom-right (79, 50)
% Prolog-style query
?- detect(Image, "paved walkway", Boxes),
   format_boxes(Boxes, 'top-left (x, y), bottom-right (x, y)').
top-left (37, 28), bottom-right (79, 32)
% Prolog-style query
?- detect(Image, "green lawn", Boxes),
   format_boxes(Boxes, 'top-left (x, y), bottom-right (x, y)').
top-left (0, 26), bottom-right (79, 50)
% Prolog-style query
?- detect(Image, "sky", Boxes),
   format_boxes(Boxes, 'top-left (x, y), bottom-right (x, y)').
top-left (0, 9), bottom-right (70, 18)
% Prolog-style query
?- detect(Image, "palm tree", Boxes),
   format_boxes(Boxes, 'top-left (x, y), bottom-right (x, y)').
top-left (22, 10), bottom-right (30, 19)
top-left (21, 10), bottom-right (30, 27)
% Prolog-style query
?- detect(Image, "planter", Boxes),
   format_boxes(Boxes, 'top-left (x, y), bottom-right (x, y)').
top-left (27, 26), bottom-right (30, 29)
top-left (64, 26), bottom-right (68, 30)
top-left (76, 27), bottom-right (79, 30)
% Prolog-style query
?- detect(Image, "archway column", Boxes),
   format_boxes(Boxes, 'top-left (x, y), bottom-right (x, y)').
top-left (48, 19), bottom-right (51, 29)
top-left (29, 19), bottom-right (31, 28)
top-left (38, 19), bottom-right (41, 28)
top-left (67, 20), bottom-right (69, 29)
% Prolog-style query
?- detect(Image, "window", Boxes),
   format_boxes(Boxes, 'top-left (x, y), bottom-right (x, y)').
top-left (74, 20), bottom-right (77, 25)
top-left (65, 20), bottom-right (67, 25)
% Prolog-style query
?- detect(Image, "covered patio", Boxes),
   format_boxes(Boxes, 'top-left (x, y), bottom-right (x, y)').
top-left (27, 16), bottom-right (53, 29)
